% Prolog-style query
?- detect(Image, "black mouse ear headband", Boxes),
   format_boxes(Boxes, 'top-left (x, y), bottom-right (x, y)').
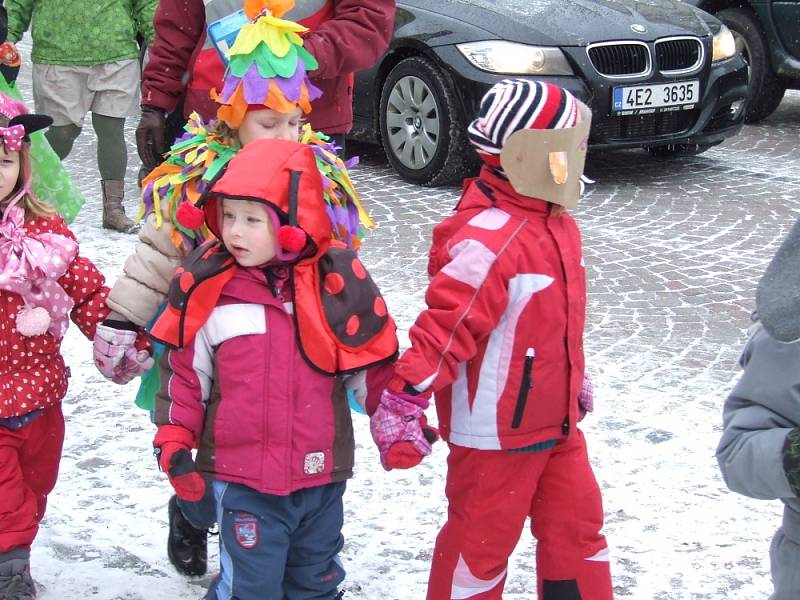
top-left (8, 113), bottom-right (54, 138)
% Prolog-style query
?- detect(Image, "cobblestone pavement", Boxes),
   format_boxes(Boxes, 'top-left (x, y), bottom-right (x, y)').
top-left (11, 31), bottom-right (799, 598)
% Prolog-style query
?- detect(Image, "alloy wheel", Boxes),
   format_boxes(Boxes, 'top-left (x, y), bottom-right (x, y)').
top-left (384, 75), bottom-right (441, 170)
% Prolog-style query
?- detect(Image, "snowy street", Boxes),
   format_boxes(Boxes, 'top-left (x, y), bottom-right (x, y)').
top-left (10, 36), bottom-right (800, 599)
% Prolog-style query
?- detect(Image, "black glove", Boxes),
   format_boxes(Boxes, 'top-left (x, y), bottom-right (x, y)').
top-left (135, 105), bottom-right (167, 171)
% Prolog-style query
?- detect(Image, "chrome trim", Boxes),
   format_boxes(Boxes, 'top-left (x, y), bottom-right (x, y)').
top-left (585, 40), bottom-right (652, 80)
top-left (655, 36), bottom-right (705, 76)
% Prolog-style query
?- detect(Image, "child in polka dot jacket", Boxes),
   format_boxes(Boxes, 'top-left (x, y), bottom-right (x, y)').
top-left (0, 92), bottom-right (151, 598)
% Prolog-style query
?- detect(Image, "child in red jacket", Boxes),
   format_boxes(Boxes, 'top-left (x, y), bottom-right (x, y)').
top-left (0, 93), bottom-right (149, 598)
top-left (370, 79), bottom-right (613, 600)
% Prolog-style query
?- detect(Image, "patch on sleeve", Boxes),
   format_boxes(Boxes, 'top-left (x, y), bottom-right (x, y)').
top-left (233, 513), bottom-right (259, 549)
top-left (304, 451), bottom-right (326, 475)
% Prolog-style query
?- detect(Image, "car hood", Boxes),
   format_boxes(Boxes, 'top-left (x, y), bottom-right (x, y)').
top-left (403, 0), bottom-right (713, 46)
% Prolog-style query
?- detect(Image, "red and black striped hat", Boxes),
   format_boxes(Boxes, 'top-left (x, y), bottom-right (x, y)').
top-left (468, 79), bottom-right (580, 162)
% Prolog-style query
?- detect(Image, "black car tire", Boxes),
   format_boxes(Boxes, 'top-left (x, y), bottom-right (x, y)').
top-left (646, 142), bottom-right (717, 157)
top-left (716, 7), bottom-right (786, 123)
top-left (379, 56), bottom-right (477, 186)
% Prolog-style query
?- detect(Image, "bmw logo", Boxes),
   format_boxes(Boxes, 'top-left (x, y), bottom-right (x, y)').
top-left (631, 23), bottom-right (647, 33)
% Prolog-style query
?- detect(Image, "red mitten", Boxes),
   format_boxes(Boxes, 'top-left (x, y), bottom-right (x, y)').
top-left (153, 425), bottom-right (205, 501)
top-left (383, 414), bottom-right (440, 469)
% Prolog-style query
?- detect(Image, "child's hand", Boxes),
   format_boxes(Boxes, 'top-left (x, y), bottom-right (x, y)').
top-left (370, 388), bottom-right (438, 471)
top-left (153, 425), bottom-right (206, 501)
top-left (93, 321), bottom-right (153, 384)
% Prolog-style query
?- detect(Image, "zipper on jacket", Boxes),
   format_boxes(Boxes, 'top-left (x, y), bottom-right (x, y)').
top-left (511, 348), bottom-right (535, 429)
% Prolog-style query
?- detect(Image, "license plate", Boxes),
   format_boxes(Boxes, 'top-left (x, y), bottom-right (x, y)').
top-left (612, 80), bottom-right (699, 113)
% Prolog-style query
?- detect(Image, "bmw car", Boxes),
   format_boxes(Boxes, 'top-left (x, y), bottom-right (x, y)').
top-left (349, 0), bottom-right (749, 185)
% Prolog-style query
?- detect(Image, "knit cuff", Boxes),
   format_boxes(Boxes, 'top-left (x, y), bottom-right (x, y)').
top-left (782, 428), bottom-right (800, 497)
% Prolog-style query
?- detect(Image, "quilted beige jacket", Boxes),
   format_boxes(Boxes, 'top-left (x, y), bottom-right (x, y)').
top-left (106, 215), bottom-right (185, 326)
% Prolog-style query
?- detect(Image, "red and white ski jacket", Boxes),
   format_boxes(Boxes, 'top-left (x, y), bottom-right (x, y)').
top-left (0, 215), bottom-right (109, 419)
top-left (391, 168), bottom-right (587, 450)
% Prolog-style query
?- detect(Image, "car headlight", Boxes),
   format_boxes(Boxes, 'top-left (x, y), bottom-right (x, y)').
top-left (457, 41), bottom-right (574, 76)
top-left (712, 25), bottom-right (736, 62)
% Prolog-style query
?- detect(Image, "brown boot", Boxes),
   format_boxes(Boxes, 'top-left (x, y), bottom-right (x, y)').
top-left (101, 179), bottom-right (138, 233)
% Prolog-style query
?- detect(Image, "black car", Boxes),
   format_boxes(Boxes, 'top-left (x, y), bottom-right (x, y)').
top-left (350, 0), bottom-right (749, 186)
top-left (685, 0), bottom-right (800, 122)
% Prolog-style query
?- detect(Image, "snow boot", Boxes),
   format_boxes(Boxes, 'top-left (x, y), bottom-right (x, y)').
top-left (0, 549), bottom-right (36, 600)
top-left (167, 494), bottom-right (208, 577)
top-left (101, 179), bottom-right (138, 233)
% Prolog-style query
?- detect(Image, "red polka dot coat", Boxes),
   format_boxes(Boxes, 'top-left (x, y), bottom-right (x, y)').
top-left (0, 215), bottom-right (110, 419)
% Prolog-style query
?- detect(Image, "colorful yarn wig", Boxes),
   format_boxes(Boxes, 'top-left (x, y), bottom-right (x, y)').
top-left (212, 0), bottom-right (322, 128)
top-left (139, 117), bottom-right (373, 252)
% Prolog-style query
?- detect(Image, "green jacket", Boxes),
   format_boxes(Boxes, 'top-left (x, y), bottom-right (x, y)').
top-left (6, 0), bottom-right (156, 65)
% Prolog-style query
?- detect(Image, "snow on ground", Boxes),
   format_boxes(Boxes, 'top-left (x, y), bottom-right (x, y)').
top-left (9, 37), bottom-right (800, 599)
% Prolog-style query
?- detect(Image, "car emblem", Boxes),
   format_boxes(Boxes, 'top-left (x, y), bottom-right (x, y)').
top-left (631, 23), bottom-right (647, 34)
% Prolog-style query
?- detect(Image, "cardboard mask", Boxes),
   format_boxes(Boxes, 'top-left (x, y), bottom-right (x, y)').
top-left (499, 101), bottom-right (592, 209)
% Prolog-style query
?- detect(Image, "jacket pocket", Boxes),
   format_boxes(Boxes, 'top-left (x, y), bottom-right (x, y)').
top-left (511, 348), bottom-right (535, 429)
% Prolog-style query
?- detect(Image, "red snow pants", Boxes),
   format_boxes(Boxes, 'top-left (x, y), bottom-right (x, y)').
top-left (0, 405), bottom-right (64, 553)
top-left (427, 430), bottom-right (612, 600)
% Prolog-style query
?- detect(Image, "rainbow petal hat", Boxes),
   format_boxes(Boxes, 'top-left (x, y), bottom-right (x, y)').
top-left (213, 0), bottom-right (322, 127)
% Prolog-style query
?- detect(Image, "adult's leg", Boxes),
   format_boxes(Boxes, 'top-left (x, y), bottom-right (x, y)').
top-left (45, 124), bottom-right (82, 160)
top-left (93, 110), bottom-right (136, 231)
top-left (91, 113), bottom-right (127, 181)
top-left (89, 60), bottom-right (139, 232)
top-left (283, 481), bottom-right (346, 599)
top-left (530, 430), bottom-right (612, 600)
top-left (427, 445), bottom-right (549, 600)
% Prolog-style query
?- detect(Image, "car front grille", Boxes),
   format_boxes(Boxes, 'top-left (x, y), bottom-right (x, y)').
top-left (592, 110), bottom-right (697, 141)
top-left (655, 37), bottom-right (703, 73)
top-left (587, 42), bottom-right (649, 76)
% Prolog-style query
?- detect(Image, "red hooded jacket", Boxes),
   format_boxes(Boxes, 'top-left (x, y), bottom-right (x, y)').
top-left (142, 0), bottom-right (395, 134)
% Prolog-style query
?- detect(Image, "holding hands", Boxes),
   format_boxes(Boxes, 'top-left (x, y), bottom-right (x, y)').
top-left (93, 320), bottom-right (153, 384)
top-left (370, 388), bottom-right (439, 471)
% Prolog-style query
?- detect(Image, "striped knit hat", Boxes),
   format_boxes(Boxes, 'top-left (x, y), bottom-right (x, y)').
top-left (468, 79), bottom-right (580, 166)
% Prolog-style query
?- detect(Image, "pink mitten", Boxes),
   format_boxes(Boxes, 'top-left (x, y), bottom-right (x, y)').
top-left (115, 345), bottom-right (155, 384)
top-left (370, 388), bottom-right (436, 471)
top-left (578, 373), bottom-right (594, 420)
top-left (94, 322), bottom-right (151, 384)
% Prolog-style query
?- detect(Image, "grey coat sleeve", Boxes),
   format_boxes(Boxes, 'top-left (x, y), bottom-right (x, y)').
top-left (716, 323), bottom-right (800, 500)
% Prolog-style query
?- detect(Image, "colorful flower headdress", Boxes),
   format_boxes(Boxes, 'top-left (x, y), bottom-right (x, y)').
top-left (212, 0), bottom-right (322, 127)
